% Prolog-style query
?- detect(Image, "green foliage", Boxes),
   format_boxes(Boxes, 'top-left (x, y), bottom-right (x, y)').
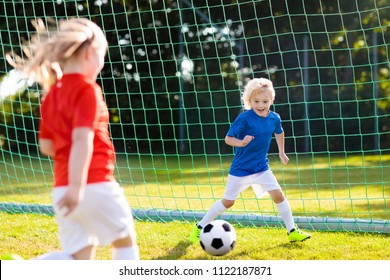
top-left (0, 89), bottom-right (41, 153)
top-left (1, 0), bottom-right (389, 154)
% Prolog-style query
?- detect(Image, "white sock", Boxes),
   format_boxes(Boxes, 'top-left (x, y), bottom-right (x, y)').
top-left (198, 200), bottom-right (227, 228)
top-left (112, 246), bottom-right (140, 260)
top-left (276, 199), bottom-right (295, 232)
top-left (34, 251), bottom-right (74, 260)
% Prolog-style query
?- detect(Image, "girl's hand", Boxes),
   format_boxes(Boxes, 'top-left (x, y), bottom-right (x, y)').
top-left (56, 186), bottom-right (84, 216)
top-left (279, 153), bottom-right (289, 165)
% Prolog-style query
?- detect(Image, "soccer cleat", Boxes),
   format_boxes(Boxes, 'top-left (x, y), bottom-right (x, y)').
top-left (288, 226), bottom-right (311, 242)
top-left (189, 224), bottom-right (202, 243)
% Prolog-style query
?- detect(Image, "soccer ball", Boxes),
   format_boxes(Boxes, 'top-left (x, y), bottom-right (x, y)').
top-left (200, 219), bottom-right (236, 256)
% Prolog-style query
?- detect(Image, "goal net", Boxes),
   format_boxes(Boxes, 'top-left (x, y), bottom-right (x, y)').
top-left (0, 0), bottom-right (389, 233)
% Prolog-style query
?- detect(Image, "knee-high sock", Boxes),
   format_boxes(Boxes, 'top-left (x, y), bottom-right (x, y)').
top-left (276, 199), bottom-right (295, 232)
top-left (112, 245), bottom-right (140, 260)
top-left (34, 251), bottom-right (74, 260)
top-left (198, 200), bottom-right (227, 228)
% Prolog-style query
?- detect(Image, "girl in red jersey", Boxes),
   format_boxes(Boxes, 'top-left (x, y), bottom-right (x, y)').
top-left (7, 18), bottom-right (139, 260)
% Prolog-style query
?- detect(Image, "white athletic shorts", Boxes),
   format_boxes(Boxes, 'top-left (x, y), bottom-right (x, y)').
top-left (52, 181), bottom-right (136, 255)
top-left (223, 170), bottom-right (281, 200)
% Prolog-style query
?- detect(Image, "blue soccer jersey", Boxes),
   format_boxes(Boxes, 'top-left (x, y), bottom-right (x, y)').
top-left (226, 109), bottom-right (284, 176)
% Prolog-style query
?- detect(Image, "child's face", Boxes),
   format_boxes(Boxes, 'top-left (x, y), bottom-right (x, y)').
top-left (249, 91), bottom-right (273, 117)
top-left (92, 46), bottom-right (107, 73)
top-left (85, 45), bottom-right (106, 79)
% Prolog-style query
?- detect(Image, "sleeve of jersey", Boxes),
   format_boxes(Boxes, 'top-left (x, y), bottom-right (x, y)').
top-left (72, 85), bottom-right (99, 129)
top-left (274, 113), bottom-right (284, 134)
top-left (226, 114), bottom-right (245, 138)
top-left (38, 118), bottom-right (51, 139)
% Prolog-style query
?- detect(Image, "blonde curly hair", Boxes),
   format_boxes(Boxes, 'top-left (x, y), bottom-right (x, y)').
top-left (242, 78), bottom-right (275, 110)
top-left (6, 18), bottom-right (108, 92)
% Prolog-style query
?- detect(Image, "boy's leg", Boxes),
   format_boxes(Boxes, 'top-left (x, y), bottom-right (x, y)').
top-left (273, 195), bottom-right (295, 232)
top-left (198, 200), bottom-right (229, 228)
top-left (269, 190), bottom-right (311, 242)
top-left (189, 174), bottom-right (248, 243)
top-left (189, 200), bottom-right (228, 243)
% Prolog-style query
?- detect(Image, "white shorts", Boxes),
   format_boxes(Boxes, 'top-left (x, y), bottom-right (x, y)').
top-left (52, 181), bottom-right (136, 255)
top-left (223, 170), bottom-right (281, 200)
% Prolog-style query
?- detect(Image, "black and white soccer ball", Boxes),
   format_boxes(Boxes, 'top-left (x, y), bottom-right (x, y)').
top-left (200, 219), bottom-right (236, 256)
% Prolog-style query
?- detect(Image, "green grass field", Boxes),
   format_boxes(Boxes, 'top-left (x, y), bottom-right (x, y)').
top-left (1, 212), bottom-right (389, 260)
top-left (1, 153), bottom-right (389, 219)
top-left (0, 153), bottom-right (389, 260)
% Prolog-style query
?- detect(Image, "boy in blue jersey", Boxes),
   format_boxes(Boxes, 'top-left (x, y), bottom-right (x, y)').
top-left (189, 78), bottom-right (311, 243)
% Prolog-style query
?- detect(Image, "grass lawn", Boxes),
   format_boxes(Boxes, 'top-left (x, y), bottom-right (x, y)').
top-left (0, 153), bottom-right (389, 260)
top-left (1, 212), bottom-right (389, 260)
top-left (1, 153), bottom-right (389, 220)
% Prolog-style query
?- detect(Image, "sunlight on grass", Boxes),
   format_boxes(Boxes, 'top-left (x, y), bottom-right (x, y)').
top-left (1, 213), bottom-right (389, 260)
top-left (1, 153), bottom-right (389, 220)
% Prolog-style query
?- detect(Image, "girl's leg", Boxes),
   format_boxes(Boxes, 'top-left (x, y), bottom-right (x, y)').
top-left (34, 244), bottom-right (95, 260)
top-left (111, 235), bottom-right (139, 260)
top-left (72, 245), bottom-right (96, 260)
top-left (34, 251), bottom-right (74, 260)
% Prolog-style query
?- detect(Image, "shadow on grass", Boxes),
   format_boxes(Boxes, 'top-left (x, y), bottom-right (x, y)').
top-left (278, 242), bottom-right (306, 249)
top-left (152, 240), bottom-right (193, 260)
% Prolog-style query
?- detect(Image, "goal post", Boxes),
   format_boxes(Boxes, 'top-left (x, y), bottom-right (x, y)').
top-left (0, 0), bottom-right (389, 233)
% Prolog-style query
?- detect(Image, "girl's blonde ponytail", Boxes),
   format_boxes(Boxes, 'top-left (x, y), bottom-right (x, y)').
top-left (6, 18), bottom-right (107, 93)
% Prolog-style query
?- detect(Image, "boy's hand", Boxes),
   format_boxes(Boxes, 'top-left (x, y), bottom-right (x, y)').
top-left (279, 153), bottom-right (289, 164)
top-left (241, 135), bottom-right (254, 147)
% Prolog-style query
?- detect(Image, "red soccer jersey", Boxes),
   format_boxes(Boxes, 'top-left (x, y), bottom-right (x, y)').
top-left (39, 73), bottom-right (115, 187)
